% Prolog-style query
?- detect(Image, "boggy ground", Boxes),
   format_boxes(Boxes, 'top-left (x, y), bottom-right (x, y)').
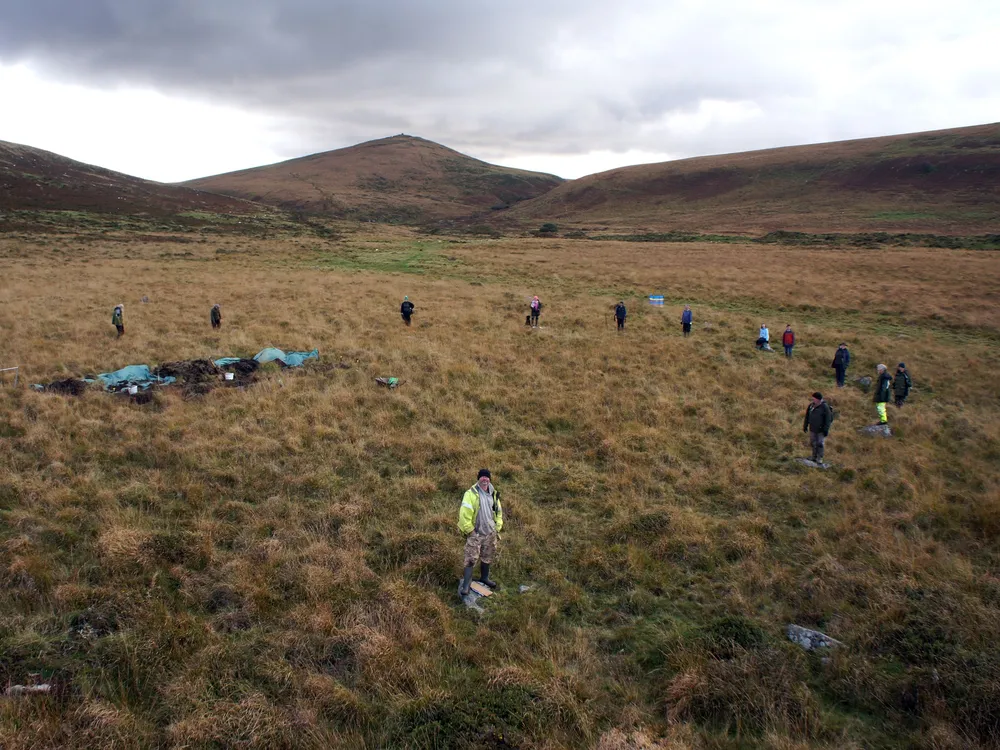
top-left (1, 226), bottom-right (999, 749)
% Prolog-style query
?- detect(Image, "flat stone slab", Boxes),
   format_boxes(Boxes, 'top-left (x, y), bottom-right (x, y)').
top-left (458, 581), bottom-right (495, 612)
top-left (5, 684), bottom-right (52, 697)
top-left (787, 624), bottom-right (843, 651)
top-left (795, 458), bottom-right (831, 469)
top-left (859, 424), bottom-right (892, 437)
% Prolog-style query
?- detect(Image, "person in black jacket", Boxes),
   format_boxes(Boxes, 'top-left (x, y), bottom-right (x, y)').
top-left (893, 362), bottom-right (911, 407)
top-left (400, 296), bottom-right (415, 326)
top-left (803, 392), bottom-right (834, 464)
top-left (831, 343), bottom-right (850, 387)
top-left (614, 301), bottom-right (626, 331)
top-left (874, 364), bottom-right (892, 424)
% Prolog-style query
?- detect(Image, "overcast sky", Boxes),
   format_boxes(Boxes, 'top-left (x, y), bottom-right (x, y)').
top-left (2, 0), bottom-right (998, 182)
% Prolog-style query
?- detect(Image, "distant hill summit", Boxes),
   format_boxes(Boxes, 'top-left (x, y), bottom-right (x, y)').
top-left (183, 134), bottom-right (564, 222)
top-left (0, 140), bottom-right (258, 218)
top-left (507, 123), bottom-right (1000, 234)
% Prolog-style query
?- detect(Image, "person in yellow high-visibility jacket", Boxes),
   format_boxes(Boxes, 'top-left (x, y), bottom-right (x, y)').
top-left (457, 469), bottom-right (503, 596)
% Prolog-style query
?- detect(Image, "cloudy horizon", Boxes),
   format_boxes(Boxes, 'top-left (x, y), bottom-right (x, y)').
top-left (2, 0), bottom-right (998, 182)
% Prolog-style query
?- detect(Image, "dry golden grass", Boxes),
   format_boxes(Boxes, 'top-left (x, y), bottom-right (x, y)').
top-left (1, 224), bottom-right (999, 748)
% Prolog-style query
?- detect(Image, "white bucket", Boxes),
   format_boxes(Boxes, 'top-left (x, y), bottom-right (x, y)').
top-left (128, 385), bottom-right (138, 395)
top-left (225, 373), bottom-right (234, 381)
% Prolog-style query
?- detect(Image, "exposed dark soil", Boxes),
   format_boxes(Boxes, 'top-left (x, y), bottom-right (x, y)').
top-left (154, 359), bottom-right (221, 383)
top-left (39, 378), bottom-right (89, 396)
top-left (216, 359), bottom-right (260, 378)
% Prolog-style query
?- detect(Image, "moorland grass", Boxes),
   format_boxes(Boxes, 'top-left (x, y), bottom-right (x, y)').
top-left (1, 226), bottom-right (999, 748)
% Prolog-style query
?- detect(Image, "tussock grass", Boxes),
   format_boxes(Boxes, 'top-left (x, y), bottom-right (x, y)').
top-left (1, 227), bottom-right (999, 747)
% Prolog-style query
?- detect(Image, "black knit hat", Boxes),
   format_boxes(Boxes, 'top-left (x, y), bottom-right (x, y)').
top-left (812, 392), bottom-right (823, 400)
top-left (898, 362), bottom-right (906, 368)
top-left (478, 468), bottom-right (491, 480)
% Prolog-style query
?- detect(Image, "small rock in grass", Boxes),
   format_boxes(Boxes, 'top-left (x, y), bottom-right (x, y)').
top-left (859, 424), bottom-right (892, 437)
top-left (787, 624), bottom-right (843, 651)
top-left (795, 457), bottom-right (830, 469)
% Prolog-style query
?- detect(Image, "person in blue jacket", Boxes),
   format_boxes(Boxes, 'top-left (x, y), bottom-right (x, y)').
top-left (681, 305), bottom-right (693, 337)
top-left (614, 301), bottom-right (627, 331)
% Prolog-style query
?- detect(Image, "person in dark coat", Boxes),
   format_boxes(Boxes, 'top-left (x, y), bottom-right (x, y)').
top-left (681, 305), bottom-right (693, 337)
top-left (614, 301), bottom-right (626, 331)
top-left (874, 364), bottom-right (892, 425)
top-left (893, 362), bottom-right (912, 407)
top-left (803, 391), bottom-right (834, 464)
top-left (831, 343), bottom-right (850, 387)
top-left (210, 304), bottom-right (222, 329)
top-left (400, 296), bottom-right (415, 326)
top-left (782, 325), bottom-right (795, 358)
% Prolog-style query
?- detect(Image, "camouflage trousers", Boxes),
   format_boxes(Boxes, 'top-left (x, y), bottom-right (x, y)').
top-left (463, 531), bottom-right (499, 568)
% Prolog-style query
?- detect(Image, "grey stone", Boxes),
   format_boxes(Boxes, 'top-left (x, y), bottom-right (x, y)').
top-left (461, 592), bottom-right (485, 612)
top-left (859, 424), bottom-right (892, 437)
top-left (795, 457), bottom-right (830, 469)
top-left (458, 582), bottom-right (486, 612)
top-left (787, 624), bottom-right (843, 651)
top-left (857, 376), bottom-right (872, 392)
top-left (518, 584), bottom-right (532, 594)
top-left (6, 684), bottom-right (52, 696)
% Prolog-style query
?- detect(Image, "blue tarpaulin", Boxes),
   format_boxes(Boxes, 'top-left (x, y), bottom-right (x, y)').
top-left (97, 365), bottom-right (175, 390)
top-left (38, 346), bottom-right (317, 393)
top-left (254, 347), bottom-right (319, 367)
top-left (214, 348), bottom-right (319, 368)
top-left (234, 346), bottom-right (319, 367)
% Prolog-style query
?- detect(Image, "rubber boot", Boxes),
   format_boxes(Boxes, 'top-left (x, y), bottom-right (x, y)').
top-left (479, 563), bottom-right (498, 589)
top-left (459, 566), bottom-right (474, 596)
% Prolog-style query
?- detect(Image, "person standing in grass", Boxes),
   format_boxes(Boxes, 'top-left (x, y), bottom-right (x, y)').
top-left (112, 303), bottom-right (124, 337)
top-left (614, 300), bottom-right (627, 331)
top-left (458, 468), bottom-right (503, 596)
top-left (400, 296), bottom-right (415, 326)
top-left (530, 296), bottom-right (542, 328)
top-left (831, 343), bottom-right (850, 387)
top-left (893, 362), bottom-right (912, 407)
top-left (210, 304), bottom-right (222, 329)
top-left (803, 391), bottom-right (834, 464)
top-left (874, 364), bottom-right (892, 425)
top-left (782, 325), bottom-right (795, 357)
top-left (681, 305), bottom-right (693, 337)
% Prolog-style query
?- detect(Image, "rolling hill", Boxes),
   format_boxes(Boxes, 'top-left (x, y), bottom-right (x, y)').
top-left (0, 140), bottom-right (260, 220)
top-left (506, 123), bottom-right (1000, 234)
top-left (182, 134), bottom-right (564, 223)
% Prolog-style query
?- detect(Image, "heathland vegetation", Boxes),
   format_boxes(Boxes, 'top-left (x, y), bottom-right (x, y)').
top-left (2, 218), bottom-right (999, 748)
top-left (504, 123), bottom-right (1000, 235)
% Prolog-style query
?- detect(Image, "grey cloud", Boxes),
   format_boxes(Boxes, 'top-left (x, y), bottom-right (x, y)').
top-left (2, 0), bottom-right (998, 171)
